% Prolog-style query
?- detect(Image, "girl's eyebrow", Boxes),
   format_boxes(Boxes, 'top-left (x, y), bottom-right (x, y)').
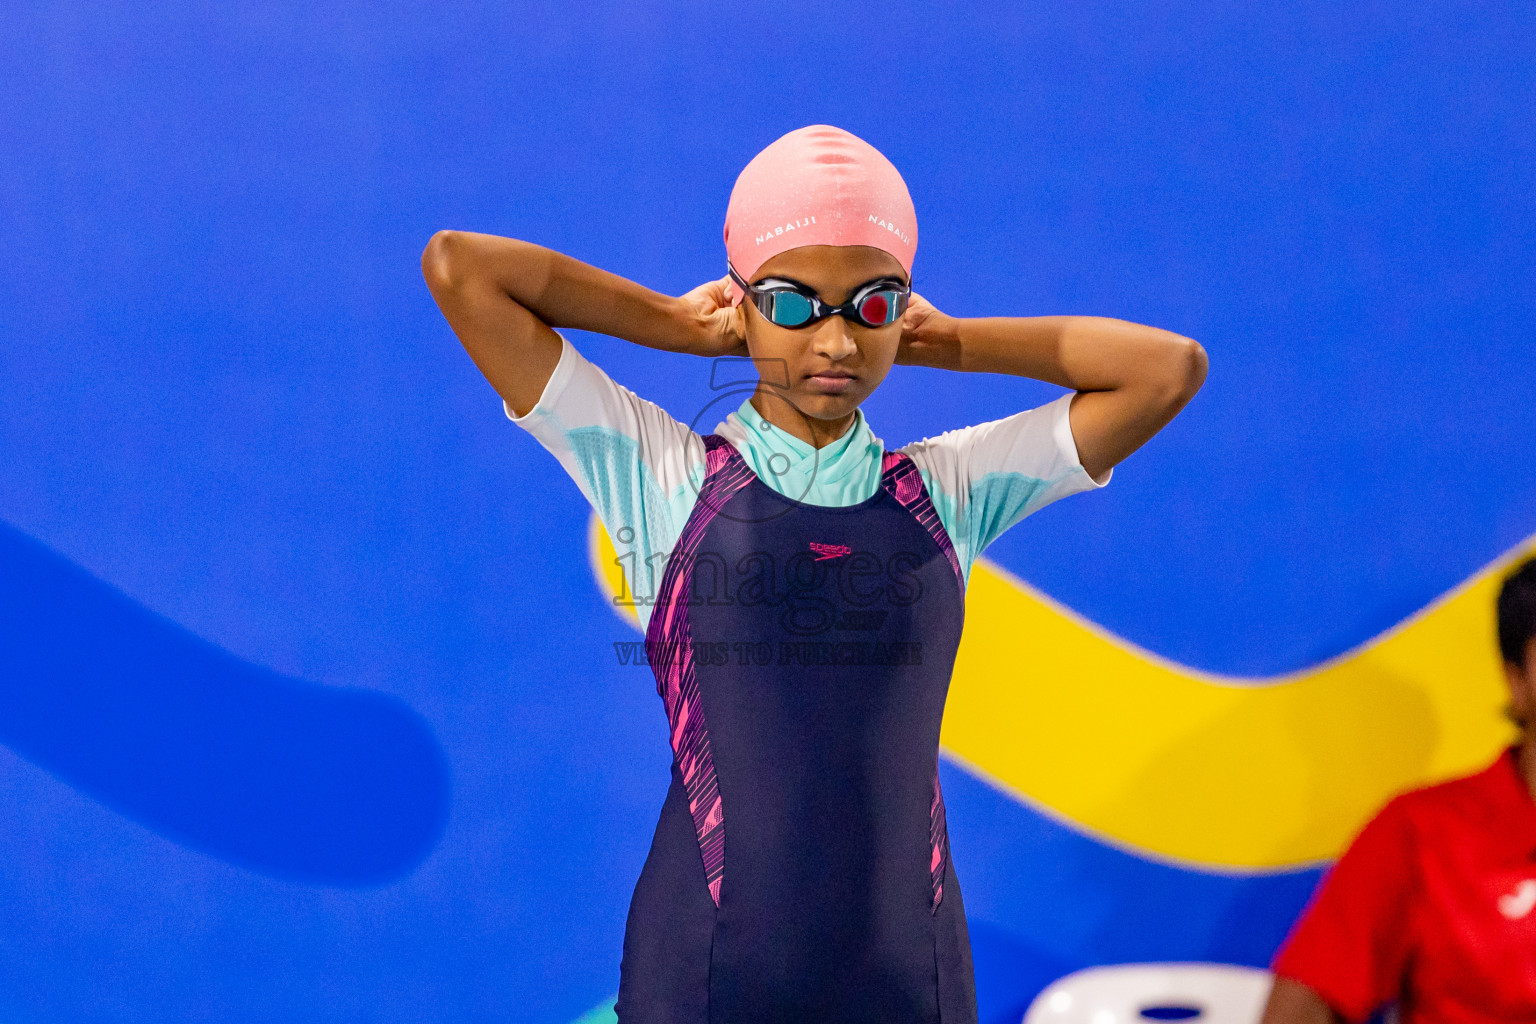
top-left (860, 275), bottom-right (910, 290)
top-left (753, 274), bottom-right (908, 293)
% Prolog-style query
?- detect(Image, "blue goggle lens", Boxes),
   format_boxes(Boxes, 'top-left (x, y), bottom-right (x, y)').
top-left (767, 290), bottom-right (816, 327)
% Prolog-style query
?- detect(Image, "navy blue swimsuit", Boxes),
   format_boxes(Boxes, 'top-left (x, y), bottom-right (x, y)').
top-left (617, 435), bottom-right (977, 1024)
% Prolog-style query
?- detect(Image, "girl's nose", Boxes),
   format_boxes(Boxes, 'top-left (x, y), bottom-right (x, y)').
top-left (811, 316), bottom-right (857, 360)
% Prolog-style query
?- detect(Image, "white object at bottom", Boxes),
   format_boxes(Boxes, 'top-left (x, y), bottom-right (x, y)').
top-left (1023, 962), bottom-right (1274, 1024)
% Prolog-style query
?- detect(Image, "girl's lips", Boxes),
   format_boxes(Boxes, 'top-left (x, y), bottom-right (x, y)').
top-left (806, 373), bottom-right (856, 394)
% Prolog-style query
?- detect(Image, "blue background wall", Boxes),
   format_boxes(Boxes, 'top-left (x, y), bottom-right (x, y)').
top-left (2, 2), bottom-right (1533, 1022)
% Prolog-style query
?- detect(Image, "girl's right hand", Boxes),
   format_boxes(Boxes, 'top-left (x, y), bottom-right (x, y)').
top-left (678, 276), bottom-right (749, 357)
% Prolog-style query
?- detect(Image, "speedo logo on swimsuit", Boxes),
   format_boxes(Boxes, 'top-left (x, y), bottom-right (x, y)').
top-left (809, 542), bottom-right (851, 561)
top-left (754, 216), bottom-right (816, 245)
top-left (866, 212), bottom-right (911, 246)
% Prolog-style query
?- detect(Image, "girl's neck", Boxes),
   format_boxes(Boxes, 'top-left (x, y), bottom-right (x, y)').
top-left (750, 391), bottom-right (857, 450)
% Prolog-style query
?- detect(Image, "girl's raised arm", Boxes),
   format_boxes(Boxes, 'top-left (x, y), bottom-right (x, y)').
top-left (420, 231), bottom-right (741, 416)
top-left (898, 299), bottom-right (1208, 481)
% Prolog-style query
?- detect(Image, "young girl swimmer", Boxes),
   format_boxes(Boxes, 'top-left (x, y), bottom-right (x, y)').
top-left (422, 125), bottom-right (1206, 1024)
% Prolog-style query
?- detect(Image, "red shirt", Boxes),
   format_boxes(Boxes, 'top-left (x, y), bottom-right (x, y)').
top-left (1273, 747), bottom-right (1536, 1023)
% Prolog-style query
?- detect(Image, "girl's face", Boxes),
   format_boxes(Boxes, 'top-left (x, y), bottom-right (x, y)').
top-left (741, 244), bottom-right (907, 433)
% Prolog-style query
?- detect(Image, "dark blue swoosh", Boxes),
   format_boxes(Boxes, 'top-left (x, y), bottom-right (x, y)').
top-left (0, 521), bottom-right (450, 885)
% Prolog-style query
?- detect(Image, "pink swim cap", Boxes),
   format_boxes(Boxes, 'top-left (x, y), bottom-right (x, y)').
top-left (723, 125), bottom-right (917, 306)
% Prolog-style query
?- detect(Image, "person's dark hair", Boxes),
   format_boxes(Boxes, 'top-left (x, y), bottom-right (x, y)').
top-left (1498, 557), bottom-right (1536, 668)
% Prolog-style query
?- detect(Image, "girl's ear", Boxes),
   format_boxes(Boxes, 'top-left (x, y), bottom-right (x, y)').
top-left (733, 301), bottom-right (749, 345)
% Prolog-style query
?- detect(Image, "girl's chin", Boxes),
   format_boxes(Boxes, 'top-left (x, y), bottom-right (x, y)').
top-left (793, 390), bottom-right (865, 420)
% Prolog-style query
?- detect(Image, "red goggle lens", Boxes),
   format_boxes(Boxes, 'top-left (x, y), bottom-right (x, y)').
top-left (857, 291), bottom-right (895, 325)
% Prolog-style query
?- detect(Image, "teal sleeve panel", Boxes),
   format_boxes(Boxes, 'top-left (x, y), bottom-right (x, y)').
top-left (504, 334), bottom-right (706, 632)
top-left (898, 393), bottom-right (1109, 586)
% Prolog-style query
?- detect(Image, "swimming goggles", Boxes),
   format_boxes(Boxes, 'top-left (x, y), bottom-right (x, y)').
top-left (727, 263), bottom-right (910, 329)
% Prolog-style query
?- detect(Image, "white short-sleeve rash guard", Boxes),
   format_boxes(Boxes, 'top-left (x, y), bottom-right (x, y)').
top-left (508, 334), bottom-right (1108, 631)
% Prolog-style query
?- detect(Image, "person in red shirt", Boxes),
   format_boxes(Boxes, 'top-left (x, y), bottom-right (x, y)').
top-left (1261, 556), bottom-right (1536, 1024)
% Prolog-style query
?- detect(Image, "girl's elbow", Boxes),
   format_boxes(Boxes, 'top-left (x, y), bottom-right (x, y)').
top-left (421, 229), bottom-right (466, 292)
top-left (1178, 337), bottom-right (1209, 397)
top-left (1143, 335), bottom-right (1207, 412)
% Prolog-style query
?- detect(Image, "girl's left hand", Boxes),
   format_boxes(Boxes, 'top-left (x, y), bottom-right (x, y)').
top-left (896, 292), bottom-right (960, 368)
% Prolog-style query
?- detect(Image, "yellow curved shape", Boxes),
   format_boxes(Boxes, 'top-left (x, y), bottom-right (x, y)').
top-left (589, 513), bottom-right (1529, 870)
